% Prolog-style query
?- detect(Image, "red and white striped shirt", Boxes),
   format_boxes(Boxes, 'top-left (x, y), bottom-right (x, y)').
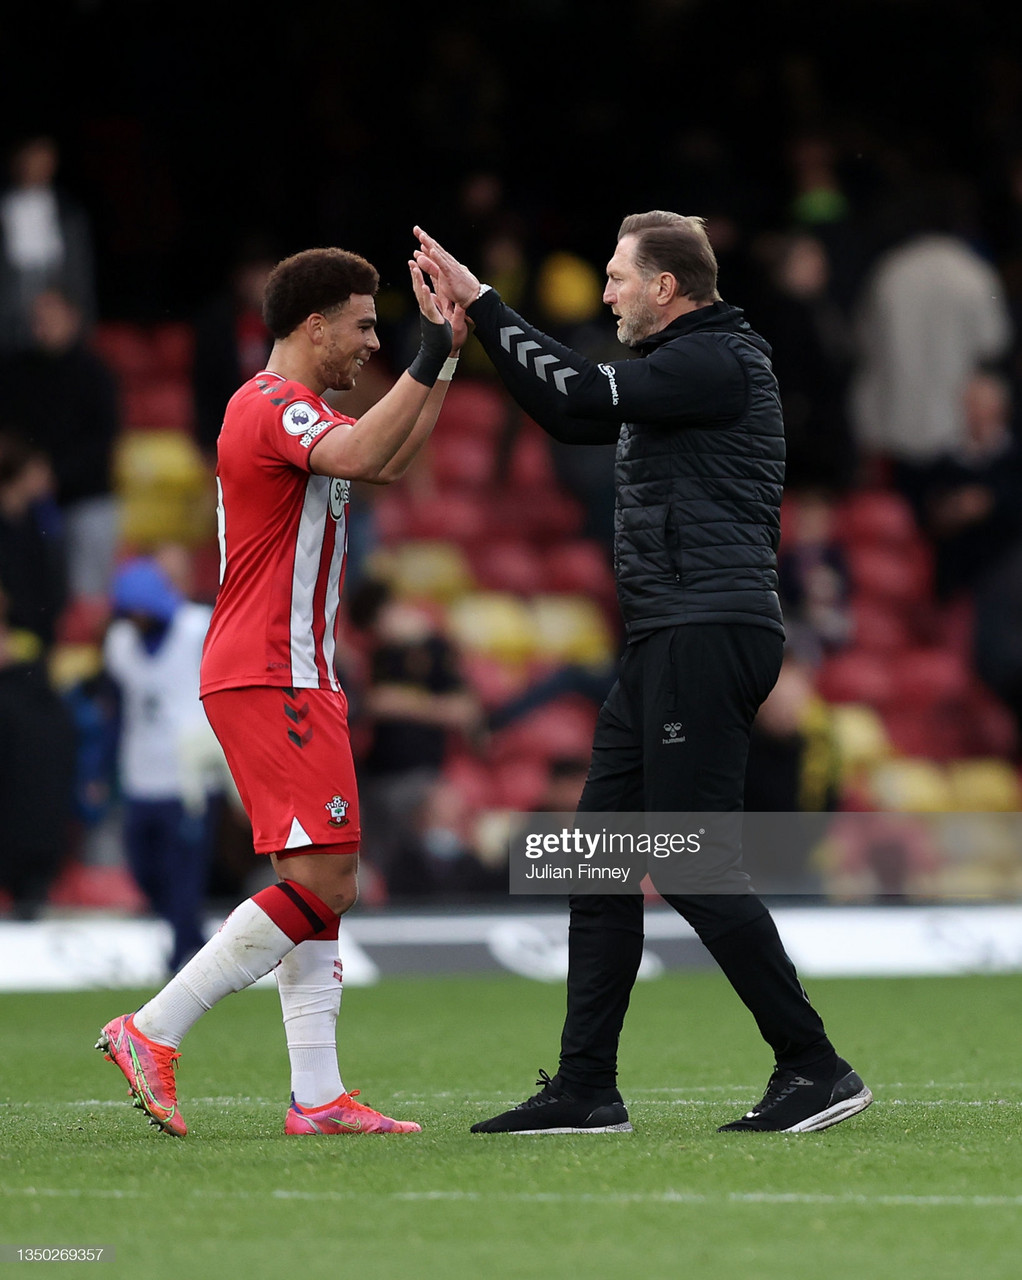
top-left (200, 371), bottom-right (353, 697)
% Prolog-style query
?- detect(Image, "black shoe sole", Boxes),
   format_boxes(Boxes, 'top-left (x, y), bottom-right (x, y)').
top-left (718, 1075), bottom-right (874, 1134)
top-left (471, 1101), bottom-right (632, 1134)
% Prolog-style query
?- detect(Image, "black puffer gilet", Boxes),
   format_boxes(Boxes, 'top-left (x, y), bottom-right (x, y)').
top-left (614, 310), bottom-right (786, 640)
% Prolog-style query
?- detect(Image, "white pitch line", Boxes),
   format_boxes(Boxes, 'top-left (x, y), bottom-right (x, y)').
top-left (6, 1096), bottom-right (1022, 1111)
top-left (2, 1187), bottom-right (1021, 1209)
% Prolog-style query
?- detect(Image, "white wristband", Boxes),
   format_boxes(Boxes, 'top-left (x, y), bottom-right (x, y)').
top-left (438, 356), bottom-right (459, 382)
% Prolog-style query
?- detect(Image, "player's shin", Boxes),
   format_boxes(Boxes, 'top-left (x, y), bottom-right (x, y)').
top-left (276, 928), bottom-right (345, 1108)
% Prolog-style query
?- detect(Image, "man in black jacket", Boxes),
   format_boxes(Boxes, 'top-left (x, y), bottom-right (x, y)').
top-left (414, 213), bottom-right (871, 1135)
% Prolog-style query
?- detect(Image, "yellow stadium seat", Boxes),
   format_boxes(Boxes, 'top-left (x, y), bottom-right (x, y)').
top-left (447, 592), bottom-right (537, 663)
top-left (945, 758), bottom-right (1022, 812)
top-left (831, 703), bottom-right (892, 779)
top-left (49, 643), bottom-right (103, 691)
top-left (114, 430), bottom-right (215, 547)
top-left (868, 758), bottom-right (952, 812)
top-left (528, 593), bottom-right (616, 666)
top-left (368, 540), bottom-right (476, 605)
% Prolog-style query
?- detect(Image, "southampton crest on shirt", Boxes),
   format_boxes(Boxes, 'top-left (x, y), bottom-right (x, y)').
top-left (329, 478), bottom-right (350, 519)
top-left (325, 794), bottom-right (350, 827)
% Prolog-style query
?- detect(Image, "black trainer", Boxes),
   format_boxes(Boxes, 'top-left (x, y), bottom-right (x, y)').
top-left (718, 1057), bottom-right (873, 1133)
top-left (471, 1070), bottom-right (633, 1134)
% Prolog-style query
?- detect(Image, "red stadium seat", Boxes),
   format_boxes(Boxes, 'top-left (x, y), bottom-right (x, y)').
top-left (91, 322), bottom-right (157, 384)
top-left (491, 758), bottom-right (551, 810)
top-left (486, 489), bottom-right (586, 543)
top-left (507, 422), bottom-right (558, 489)
top-left (816, 649), bottom-right (895, 707)
top-left (459, 652), bottom-right (535, 710)
top-left (469, 539), bottom-right (547, 595)
top-left (403, 491), bottom-right (490, 543)
top-left (849, 596), bottom-right (914, 653)
top-left (151, 322), bottom-right (195, 377)
top-left (838, 489), bottom-right (920, 548)
top-left (489, 697), bottom-right (598, 765)
top-left (958, 686), bottom-right (1019, 759)
top-left (881, 707), bottom-right (965, 761)
top-left (122, 378), bottom-right (194, 431)
top-left (435, 379), bottom-right (507, 438)
top-left (56, 595), bottom-right (111, 645)
top-left (885, 648), bottom-right (971, 709)
top-left (426, 433), bottom-right (496, 487)
top-left (846, 543), bottom-right (934, 606)
top-left (543, 539), bottom-right (616, 602)
top-left (443, 754), bottom-right (496, 811)
top-left (373, 490), bottom-right (412, 543)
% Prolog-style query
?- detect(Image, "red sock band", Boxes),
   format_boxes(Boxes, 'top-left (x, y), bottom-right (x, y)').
top-left (251, 881), bottom-right (339, 944)
top-left (311, 916), bottom-right (341, 942)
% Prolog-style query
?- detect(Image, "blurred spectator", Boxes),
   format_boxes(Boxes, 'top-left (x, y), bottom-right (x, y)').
top-left (0, 134), bottom-right (95, 353)
top-left (536, 755), bottom-right (592, 813)
top-left (103, 556), bottom-right (221, 972)
top-left (382, 776), bottom-right (506, 901)
top-left (972, 536), bottom-right (1022, 747)
top-left (488, 660), bottom-right (617, 733)
top-left (785, 131), bottom-right (868, 315)
top-left (0, 589), bottom-right (76, 917)
top-left (744, 654), bottom-right (842, 815)
top-left (349, 579), bottom-right (481, 892)
top-left (0, 289), bottom-right (120, 598)
top-left (777, 489), bottom-right (852, 662)
top-left (818, 811), bottom-right (941, 903)
top-left (849, 173), bottom-right (1014, 567)
top-left (192, 242), bottom-right (275, 456)
top-left (0, 431), bottom-right (66, 655)
top-left (750, 232), bottom-right (856, 491)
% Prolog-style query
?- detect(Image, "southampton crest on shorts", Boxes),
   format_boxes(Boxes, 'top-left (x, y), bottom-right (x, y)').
top-left (325, 794), bottom-right (350, 826)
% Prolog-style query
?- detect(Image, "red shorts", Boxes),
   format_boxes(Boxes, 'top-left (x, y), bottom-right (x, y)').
top-left (203, 686), bottom-right (360, 855)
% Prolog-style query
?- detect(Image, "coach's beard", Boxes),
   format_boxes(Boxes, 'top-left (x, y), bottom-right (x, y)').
top-left (617, 300), bottom-right (660, 348)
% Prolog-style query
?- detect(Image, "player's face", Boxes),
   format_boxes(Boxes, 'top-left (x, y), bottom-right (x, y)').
top-left (604, 235), bottom-right (660, 347)
top-left (320, 294), bottom-right (380, 391)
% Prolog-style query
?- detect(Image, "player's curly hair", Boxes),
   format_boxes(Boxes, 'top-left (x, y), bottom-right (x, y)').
top-left (263, 248), bottom-right (380, 338)
top-left (617, 211), bottom-right (721, 304)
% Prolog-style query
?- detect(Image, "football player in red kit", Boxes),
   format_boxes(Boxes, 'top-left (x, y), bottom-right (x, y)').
top-left (98, 246), bottom-right (465, 1136)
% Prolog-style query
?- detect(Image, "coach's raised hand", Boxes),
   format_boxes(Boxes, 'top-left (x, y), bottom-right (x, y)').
top-left (413, 226), bottom-right (481, 308)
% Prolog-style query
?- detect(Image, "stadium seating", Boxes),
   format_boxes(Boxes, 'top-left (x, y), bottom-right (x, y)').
top-left (837, 488), bottom-right (920, 549)
top-left (945, 759), bottom-right (1022, 812)
top-left (469, 538), bottom-right (547, 595)
top-left (487, 697), bottom-right (597, 765)
top-left (447, 591), bottom-right (537, 664)
top-left (868, 758), bottom-right (954, 812)
top-left (114, 429), bottom-right (215, 547)
top-left (369, 540), bottom-right (476, 605)
top-left (816, 649), bottom-right (896, 707)
top-left (528, 593), bottom-right (617, 666)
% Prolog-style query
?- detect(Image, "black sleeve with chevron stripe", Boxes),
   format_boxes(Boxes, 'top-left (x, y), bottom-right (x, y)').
top-left (466, 290), bottom-right (745, 442)
top-left (466, 289), bottom-right (621, 444)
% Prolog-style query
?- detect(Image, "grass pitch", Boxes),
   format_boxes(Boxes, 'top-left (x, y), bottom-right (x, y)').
top-left (1, 969), bottom-right (1020, 1280)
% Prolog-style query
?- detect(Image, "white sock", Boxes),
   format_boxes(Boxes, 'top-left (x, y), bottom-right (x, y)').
top-left (276, 938), bottom-right (344, 1108)
top-left (134, 898), bottom-right (295, 1048)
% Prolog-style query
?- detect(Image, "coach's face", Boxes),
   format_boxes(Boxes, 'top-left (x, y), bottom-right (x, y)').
top-left (318, 294), bottom-right (380, 391)
top-left (604, 235), bottom-right (661, 347)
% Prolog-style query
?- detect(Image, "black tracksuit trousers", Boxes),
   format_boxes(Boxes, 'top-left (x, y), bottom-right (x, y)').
top-left (558, 623), bottom-right (834, 1091)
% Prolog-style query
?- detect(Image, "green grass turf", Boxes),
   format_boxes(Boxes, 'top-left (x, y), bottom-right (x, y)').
top-left (1, 971), bottom-right (1021, 1280)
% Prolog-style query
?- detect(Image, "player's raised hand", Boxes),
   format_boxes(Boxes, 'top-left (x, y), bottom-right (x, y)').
top-left (434, 279), bottom-right (469, 352)
top-left (408, 259), bottom-right (444, 325)
top-left (413, 226), bottom-right (481, 308)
